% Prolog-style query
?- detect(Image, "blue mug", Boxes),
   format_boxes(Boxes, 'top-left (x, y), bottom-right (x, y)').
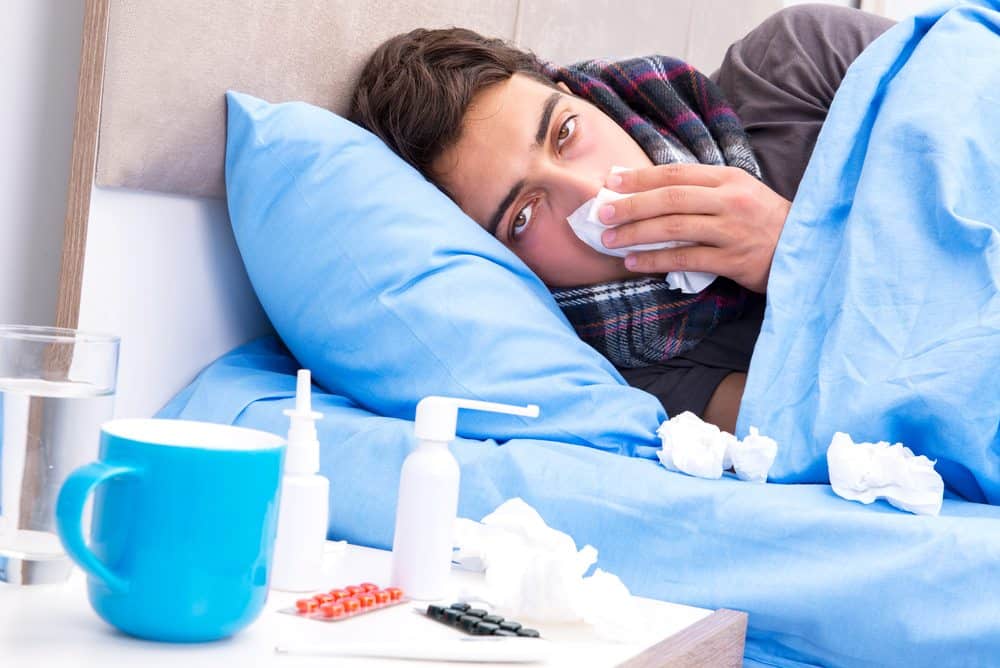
top-left (56, 418), bottom-right (285, 642)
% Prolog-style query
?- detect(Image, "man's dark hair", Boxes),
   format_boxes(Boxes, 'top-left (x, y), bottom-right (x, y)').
top-left (349, 27), bottom-right (552, 184)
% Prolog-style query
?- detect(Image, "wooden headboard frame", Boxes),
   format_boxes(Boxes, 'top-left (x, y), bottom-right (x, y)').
top-left (54, 0), bottom-right (779, 418)
top-left (57, 0), bottom-right (109, 332)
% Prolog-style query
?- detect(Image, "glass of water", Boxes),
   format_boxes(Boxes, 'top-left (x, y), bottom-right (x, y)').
top-left (0, 325), bottom-right (119, 585)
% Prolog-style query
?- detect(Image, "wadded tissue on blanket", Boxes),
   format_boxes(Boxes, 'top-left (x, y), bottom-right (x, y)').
top-left (827, 432), bottom-right (944, 516)
top-left (657, 411), bottom-right (777, 482)
top-left (658, 414), bottom-right (945, 514)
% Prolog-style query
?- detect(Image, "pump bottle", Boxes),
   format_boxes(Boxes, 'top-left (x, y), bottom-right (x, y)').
top-left (270, 369), bottom-right (329, 592)
top-left (390, 396), bottom-right (539, 600)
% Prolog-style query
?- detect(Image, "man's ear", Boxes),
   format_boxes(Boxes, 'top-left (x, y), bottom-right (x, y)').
top-left (556, 81), bottom-right (571, 94)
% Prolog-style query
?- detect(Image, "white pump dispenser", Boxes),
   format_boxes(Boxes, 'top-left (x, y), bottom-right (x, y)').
top-left (270, 369), bottom-right (329, 592)
top-left (390, 396), bottom-right (539, 600)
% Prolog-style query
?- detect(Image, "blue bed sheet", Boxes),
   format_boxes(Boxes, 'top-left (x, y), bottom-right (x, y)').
top-left (160, 336), bottom-right (1000, 668)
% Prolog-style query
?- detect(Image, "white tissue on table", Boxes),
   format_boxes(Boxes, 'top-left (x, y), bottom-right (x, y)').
top-left (656, 411), bottom-right (777, 482)
top-left (452, 498), bottom-right (640, 637)
top-left (565, 168), bottom-right (716, 294)
top-left (826, 432), bottom-right (944, 516)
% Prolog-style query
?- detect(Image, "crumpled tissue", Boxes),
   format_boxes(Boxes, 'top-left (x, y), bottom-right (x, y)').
top-left (566, 167), bottom-right (716, 294)
top-left (453, 498), bottom-right (639, 637)
top-left (826, 432), bottom-right (944, 516)
top-left (656, 411), bottom-right (777, 482)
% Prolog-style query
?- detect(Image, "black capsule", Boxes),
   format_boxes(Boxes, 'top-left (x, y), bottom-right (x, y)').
top-left (517, 628), bottom-right (540, 638)
top-left (494, 629), bottom-right (518, 637)
top-left (426, 604), bottom-right (446, 619)
top-left (499, 620), bottom-right (521, 632)
top-left (459, 614), bottom-right (482, 632)
top-left (442, 608), bottom-right (463, 624)
top-left (482, 614), bottom-right (504, 625)
top-left (466, 608), bottom-right (488, 618)
top-left (474, 622), bottom-right (500, 635)
top-left (449, 602), bottom-right (471, 612)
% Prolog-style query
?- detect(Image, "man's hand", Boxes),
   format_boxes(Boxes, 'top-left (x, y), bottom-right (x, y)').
top-left (599, 164), bottom-right (791, 294)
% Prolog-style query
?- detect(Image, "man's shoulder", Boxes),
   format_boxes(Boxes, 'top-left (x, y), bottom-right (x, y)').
top-left (726, 4), bottom-right (896, 73)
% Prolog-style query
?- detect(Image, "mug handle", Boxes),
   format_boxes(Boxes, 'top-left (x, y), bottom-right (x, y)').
top-left (56, 461), bottom-right (137, 593)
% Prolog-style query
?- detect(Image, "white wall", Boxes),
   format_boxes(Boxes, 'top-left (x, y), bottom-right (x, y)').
top-left (0, 1), bottom-right (84, 327)
top-left (861, 0), bottom-right (944, 20)
top-left (78, 188), bottom-right (271, 418)
top-left (785, 0), bottom-right (855, 6)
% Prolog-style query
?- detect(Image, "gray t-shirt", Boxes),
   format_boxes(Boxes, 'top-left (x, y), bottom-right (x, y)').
top-left (620, 4), bottom-right (895, 418)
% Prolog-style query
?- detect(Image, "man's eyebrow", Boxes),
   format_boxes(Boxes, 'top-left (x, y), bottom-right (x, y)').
top-left (487, 179), bottom-right (525, 237)
top-left (487, 92), bottom-right (563, 237)
top-left (535, 91), bottom-right (562, 145)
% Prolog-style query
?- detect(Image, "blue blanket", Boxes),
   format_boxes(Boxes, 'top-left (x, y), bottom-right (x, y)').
top-left (737, 1), bottom-right (1000, 505)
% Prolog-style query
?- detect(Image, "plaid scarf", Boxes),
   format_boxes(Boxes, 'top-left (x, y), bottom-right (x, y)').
top-left (542, 56), bottom-right (760, 368)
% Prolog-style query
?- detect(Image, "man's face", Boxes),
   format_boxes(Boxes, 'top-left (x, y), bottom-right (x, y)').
top-left (432, 73), bottom-right (653, 287)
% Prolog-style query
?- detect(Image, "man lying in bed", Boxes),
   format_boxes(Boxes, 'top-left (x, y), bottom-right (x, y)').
top-left (349, 4), bottom-right (894, 434)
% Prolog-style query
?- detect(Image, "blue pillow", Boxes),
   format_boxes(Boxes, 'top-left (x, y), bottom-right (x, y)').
top-left (224, 91), bottom-right (664, 454)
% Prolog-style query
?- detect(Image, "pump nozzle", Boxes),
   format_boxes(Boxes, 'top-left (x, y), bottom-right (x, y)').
top-left (414, 396), bottom-right (540, 442)
top-left (283, 369), bottom-right (323, 474)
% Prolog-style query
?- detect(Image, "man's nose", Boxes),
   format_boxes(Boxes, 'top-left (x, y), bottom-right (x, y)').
top-left (542, 165), bottom-right (602, 215)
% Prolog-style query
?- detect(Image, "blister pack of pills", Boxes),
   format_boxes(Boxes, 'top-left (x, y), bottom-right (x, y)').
top-left (425, 602), bottom-right (541, 638)
top-left (279, 582), bottom-right (407, 621)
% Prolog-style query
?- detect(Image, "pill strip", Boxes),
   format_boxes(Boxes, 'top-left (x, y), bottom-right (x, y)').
top-left (425, 601), bottom-right (541, 638)
top-left (279, 582), bottom-right (407, 622)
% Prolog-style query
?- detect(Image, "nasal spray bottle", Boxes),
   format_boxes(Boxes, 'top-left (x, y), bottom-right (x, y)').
top-left (390, 396), bottom-right (539, 601)
top-left (270, 369), bottom-right (328, 592)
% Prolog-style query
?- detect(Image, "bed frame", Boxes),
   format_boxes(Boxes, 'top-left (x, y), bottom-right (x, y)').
top-left (54, 0), bottom-right (780, 417)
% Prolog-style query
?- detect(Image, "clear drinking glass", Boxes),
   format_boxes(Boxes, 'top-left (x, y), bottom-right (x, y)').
top-left (0, 325), bottom-right (119, 585)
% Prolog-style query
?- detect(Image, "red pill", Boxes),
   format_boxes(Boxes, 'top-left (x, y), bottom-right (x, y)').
top-left (346, 585), bottom-right (364, 596)
top-left (319, 602), bottom-right (345, 618)
top-left (374, 590), bottom-right (390, 604)
top-left (329, 588), bottom-right (350, 600)
top-left (385, 587), bottom-right (403, 601)
top-left (358, 593), bottom-right (376, 608)
top-left (359, 582), bottom-right (379, 592)
top-left (313, 593), bottom-right (334, 604)
top-left (295, 599), bottom-right (318, 613)
top-left (343, 597), bottom-right (361, 613)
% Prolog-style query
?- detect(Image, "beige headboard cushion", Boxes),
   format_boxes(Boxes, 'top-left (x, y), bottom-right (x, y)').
top-left (95, 0), bottom-right (778, 199)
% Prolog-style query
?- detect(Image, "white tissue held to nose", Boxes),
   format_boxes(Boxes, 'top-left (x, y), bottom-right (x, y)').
top-left (656, 411), bottom-right (777, 482)
top-left (826, 432), bottom-right (944, 516)
top-left (565, 167), bottom-right (717, 294)
top-left (452, 498), bottom-right (641, 638)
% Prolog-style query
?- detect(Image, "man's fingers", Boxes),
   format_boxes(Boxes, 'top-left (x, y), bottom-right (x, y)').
top-left (599, 186), bottom-right (721, 225)
top-left (603, 215), bottom-right (725, 249)
top-left (624, 244), bottom-right (724, 276)
top-left (607, 163), bottom-right (731, 193)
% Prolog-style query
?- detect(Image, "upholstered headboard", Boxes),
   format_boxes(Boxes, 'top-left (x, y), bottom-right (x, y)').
top-left (57, 0), bottom-right (780, 417)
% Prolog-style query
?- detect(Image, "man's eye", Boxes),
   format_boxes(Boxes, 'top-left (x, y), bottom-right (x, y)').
top-left (511, 202), bottom-right (535, 239)
top-left (557, 116), bottom-right (577, 148)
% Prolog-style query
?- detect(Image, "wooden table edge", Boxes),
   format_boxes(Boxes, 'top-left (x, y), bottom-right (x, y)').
top-left (617, 608), bottom-right (748, 668)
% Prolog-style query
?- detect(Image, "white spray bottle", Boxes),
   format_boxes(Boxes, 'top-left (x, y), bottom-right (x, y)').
top-left (270, 369), bottom-right (328, 592)
top-left (390, 396), bottom-right (539, 600)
